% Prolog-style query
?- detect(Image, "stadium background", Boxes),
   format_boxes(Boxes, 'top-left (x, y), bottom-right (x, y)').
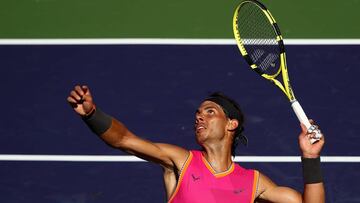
top-left (0, 0), bottom-right (359, 202)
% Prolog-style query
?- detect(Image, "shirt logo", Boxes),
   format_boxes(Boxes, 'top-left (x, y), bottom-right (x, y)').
top-left (191, 174), bottom-right (201, 182)
top-left (233, 188), bottom-right (245, 194)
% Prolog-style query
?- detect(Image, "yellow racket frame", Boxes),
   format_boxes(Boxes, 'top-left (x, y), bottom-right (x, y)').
top-left (232, 0), bottom-right (322, 143)
top-left (232, 0), bottom-right (295, 102)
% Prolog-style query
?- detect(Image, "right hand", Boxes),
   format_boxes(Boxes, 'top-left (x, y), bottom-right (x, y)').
top-left (67, 85), bottom-right (95, 116)
top-left (298, 121), bottom-right (325, 158)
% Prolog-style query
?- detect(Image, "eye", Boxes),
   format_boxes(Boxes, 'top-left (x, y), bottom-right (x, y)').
top-left (207, 109), bottom-right (215, 114)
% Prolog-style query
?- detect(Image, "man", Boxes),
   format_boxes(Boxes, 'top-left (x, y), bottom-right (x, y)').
top-left (67, 85), bottom-right (325, 203)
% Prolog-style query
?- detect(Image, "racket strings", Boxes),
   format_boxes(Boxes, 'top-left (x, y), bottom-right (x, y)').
top-left (237, 3), bottom-right (281, 76)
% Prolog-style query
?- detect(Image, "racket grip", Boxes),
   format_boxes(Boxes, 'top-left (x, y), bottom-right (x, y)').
top-left (291, 100), bottom-right (322, 144)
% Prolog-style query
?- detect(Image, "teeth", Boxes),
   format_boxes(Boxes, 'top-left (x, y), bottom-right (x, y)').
top-left (195, 124), bottom-right (206, 131)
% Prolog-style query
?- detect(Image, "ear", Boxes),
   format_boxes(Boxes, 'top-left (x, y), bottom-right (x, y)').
top-left (227, 119), bottom-right (239, 131)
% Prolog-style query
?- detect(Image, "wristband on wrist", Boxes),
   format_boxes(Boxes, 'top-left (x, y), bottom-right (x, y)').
top-left (82, 107), bottom-right (112, 135)
top-left (301, 157), bottom-right (323, 184)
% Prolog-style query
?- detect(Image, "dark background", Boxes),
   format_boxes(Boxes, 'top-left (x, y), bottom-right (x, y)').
top-left (0, 44), bottom-right (359, 202)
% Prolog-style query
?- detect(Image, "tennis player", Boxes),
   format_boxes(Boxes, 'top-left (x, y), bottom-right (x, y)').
top-left (67, 85), bottom-right (325, 203)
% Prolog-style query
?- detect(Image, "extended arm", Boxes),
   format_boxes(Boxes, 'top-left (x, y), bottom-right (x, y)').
top-left (256, 122), bottom-right (325, 203)
top-left (67, 85), bottom-right (189, 170)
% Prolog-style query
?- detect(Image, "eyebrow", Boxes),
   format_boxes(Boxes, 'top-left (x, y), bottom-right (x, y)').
top-left (195, 106), bottom-right (218, 114)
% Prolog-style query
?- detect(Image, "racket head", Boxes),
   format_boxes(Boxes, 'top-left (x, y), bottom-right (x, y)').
top-left (233, 0), bottom-right (295, 101)
top-left (233, 0), bottom-right (285, 78)
top-left (233, 1), bottom-right (321, 144)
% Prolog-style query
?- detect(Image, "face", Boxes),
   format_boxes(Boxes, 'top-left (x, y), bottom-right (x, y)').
top-left (194, 101), bottom-right (230, 145)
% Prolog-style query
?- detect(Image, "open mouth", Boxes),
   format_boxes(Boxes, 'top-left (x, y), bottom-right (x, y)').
top-left (195, 124), bottom-right (206, 133)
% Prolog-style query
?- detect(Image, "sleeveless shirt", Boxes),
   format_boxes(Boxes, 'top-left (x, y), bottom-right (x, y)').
top-left (169, 150), bottom-right (259, 203)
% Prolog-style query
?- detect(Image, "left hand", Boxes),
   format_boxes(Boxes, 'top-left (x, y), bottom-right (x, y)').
top-left (298, 120), bottom-right (325, 158)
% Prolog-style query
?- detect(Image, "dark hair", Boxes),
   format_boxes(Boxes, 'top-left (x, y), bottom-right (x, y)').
top-left (206, 92), bottom-right (247, 157)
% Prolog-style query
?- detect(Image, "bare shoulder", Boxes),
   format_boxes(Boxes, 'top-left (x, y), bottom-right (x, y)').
top-left (256, 172), bottom-right (302, 203)
top-left (154, 143), bottom-right (190, 169)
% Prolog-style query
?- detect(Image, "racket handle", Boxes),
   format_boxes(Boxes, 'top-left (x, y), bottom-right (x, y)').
top-left (291, 100), bottom-right (322, 144)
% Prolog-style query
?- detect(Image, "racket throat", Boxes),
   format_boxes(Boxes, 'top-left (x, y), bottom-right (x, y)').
top-left (280, 53), bottom-right (295, 101)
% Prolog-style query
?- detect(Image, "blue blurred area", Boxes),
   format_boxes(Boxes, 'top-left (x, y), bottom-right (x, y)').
top-left (0, 161), bottom-right (359, 203)
top-left (0, 44), bottom-right (359, 202)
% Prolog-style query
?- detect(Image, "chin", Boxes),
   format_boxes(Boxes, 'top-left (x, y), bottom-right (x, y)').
top-left (195, 132), bottom-right (207, 145)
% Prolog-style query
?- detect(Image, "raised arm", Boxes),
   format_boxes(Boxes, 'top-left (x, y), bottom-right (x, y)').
top-left (67, 85), bottom-right (189, 170)
top-left (298, 121), bottom-right (325, 203)
top-left (256, 122), bottom-right (325, 203)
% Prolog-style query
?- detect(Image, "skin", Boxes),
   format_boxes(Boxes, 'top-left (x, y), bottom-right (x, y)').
top-left (68, 85), bottom-right (325, 203)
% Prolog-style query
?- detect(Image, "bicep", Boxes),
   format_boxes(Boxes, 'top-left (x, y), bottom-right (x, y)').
top-left (256, 172), bottom-right (302, 203)
top-left (124, 135), bottom-right (189, 169)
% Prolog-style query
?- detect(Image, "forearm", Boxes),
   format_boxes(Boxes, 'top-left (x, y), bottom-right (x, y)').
top-left (303, 183), bottom-right (325, 203)
top-left (79, 104), bottom-right (187, 169)
top-left (83, 108), bottom-right (129, 148)
top-left (100, 118), bottom-right (130, 148)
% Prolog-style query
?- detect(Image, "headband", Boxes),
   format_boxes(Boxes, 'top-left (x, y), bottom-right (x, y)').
top-left (205, 96), bottom-right (248, 146)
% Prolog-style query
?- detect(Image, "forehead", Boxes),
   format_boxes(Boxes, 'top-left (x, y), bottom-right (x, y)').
top-left (198, 100), bottom-right (223, 111)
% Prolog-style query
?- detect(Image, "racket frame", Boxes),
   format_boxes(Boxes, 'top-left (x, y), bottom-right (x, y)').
top-left (233, 0), bottom-right (321, 143)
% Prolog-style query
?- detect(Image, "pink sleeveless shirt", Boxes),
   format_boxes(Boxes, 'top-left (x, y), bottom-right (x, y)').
top-left (169, 150), bottom-right (259, 203)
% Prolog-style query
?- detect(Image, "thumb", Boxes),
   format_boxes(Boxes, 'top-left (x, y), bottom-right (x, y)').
top-left (298, 122), bottom-right (309, 142)
top-left (82, 99), bottom-right (94, 113)
top-left (300, 122), bottom-right (308, 133)
top-left (81, 85), bottom-right (95, 114)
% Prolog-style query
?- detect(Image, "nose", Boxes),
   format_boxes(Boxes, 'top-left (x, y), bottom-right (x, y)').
top-left (195, 112), bottom-right (204, 123)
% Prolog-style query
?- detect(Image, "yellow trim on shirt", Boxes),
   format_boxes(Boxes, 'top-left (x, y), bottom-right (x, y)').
top-left (201, 155), bottom-right (235, 178)
top-left (251, 170), bottom-right (260, 202)
top-left (168, 151), bottom-right (193, 203)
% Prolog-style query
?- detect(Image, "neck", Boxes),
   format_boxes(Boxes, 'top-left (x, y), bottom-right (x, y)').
top-left (201, 142), bottom-right (233, 173)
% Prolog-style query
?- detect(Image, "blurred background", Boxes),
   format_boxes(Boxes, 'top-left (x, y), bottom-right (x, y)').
top-left (0, 0), bottom-right (359, 202)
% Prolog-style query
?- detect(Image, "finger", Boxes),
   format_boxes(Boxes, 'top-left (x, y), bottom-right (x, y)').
top-left (314, 130), bottom-right (323, 140)
top-left (75, 85), bottom-right (85, 97)
top-left (308, 119), bottom-right (321, 129)
top-left (81, 85), bottom-right (89, 92)
top-left (310, 129), bottom-right (325, 143)
top-left (81, 85), bottom-right (91, 96)
top-left (309, 131), bottom-right (318, 139)
top-left (311, 134), bottom-right (325, 145)
top-left (70, 90), bottom-right (82, 101)
top-left (82, 94), bottom-right (93, 103)
top-left (68, 94), bottom-right (83, 106)
top-left (298, 123), bottom-right (309, 142)
top-left (67, 96), bottom-right (77, 104)
top-left (67, 96), bottom-right (79, 108)
top-left (309, 119), bottom-right (314, 125)
top-left (312, 125), bottom-right (319, 131)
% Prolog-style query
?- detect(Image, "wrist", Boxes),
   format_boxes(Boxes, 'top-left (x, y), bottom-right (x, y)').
top-left (82, 107), bottom-right (112, 135)
top-left (302, 153), bottom-right (320, 159)
top-left (83, 105), bottom-right (96, 118)
top-left (301, 157), bottom-right (323, 184)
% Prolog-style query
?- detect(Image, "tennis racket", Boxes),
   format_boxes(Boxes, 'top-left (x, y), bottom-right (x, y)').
top-left (232, 0), bottom-right (321, 143)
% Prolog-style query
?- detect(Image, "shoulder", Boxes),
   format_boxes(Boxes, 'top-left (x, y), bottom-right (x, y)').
top-left (235, 163), bottom-right (259, 177)
top-left (148, 143), bottom-right (190, 170)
